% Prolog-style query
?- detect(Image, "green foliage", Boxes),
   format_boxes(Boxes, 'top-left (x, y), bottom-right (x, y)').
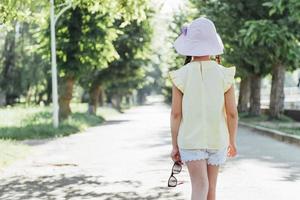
top-left (190, 0), bottom-right (300, 76)
top-left (238, 0), bottom-right (300, 70)
top-left (0, 0), bottom-right (149, 27)
top-left (72, 0), bottom-right (149, 23)
top-left (0, 20), bottom-right (50, 105)
top-left (191, 1), bottom-right (266, 75)
top-left (52, 0), bottom-right (150, 79)
top-left (102, 0), bottom-right (155, 102)
top-left (0, 0), bottom-right (154, 107)
top-left (263, 0), bottom-right (300, 24)
top-left (101, 14), bottom-right (154, 98)
top-left (0, 0), bottom-right (48, 28)
top-left (240, 20), bottom-right (300, 68)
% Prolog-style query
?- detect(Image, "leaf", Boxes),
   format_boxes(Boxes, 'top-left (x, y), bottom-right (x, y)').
top-left (262, 2), bottom-right (274, 8)
top-left (269, 8), bottom-right (276, 16)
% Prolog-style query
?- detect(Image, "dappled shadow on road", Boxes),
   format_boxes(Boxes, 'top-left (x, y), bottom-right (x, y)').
top-left (100, 119), bottom-right (132, 126)
top-left (154, 125), bottom-right (300, 183)
top-left (0, 174), bottom-right (182, 200)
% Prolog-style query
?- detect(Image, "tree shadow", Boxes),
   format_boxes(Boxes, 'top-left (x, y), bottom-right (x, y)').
top-left (225, 125), bottom-right (300, 182)
top-left (0, 174), bottom-right (183, 200)
top-left (99, 120), bottom-right (131, 126)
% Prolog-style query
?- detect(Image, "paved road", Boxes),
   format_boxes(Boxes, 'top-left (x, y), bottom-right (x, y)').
top-left (0, 102), bottom-right (299, 200)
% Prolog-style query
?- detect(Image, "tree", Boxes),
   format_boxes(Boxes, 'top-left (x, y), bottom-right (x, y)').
top-left (190, 0), bottom-right (280, 116)
top-left (52, 0), bottom-right (149, 119)
top-left (0, 20), bottom-right (49, 106)
top-left (88, 14), bottom-right (153, 113)
top-left (0, 24), bottom-right (17, 105)
top-left (240, 0), bottom-right (300, 118)
top-left (237, 75), bottom-right (250, 113)
top-left (0, 0), bottom-right (153, 116)
top-left (0, 1), bottom-right (56, 106)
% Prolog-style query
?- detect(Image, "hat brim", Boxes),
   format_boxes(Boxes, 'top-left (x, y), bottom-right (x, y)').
top-left (173, 33), bottom-right (224, 56)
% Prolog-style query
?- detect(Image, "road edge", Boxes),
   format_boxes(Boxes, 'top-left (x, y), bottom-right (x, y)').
top-left (238, 121), bottom-right (300, 147)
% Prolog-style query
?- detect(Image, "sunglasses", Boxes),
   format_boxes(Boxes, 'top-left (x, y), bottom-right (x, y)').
top-left (167, 161), bottom-right (182, 187)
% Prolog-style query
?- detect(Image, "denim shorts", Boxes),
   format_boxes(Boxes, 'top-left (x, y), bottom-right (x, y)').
top-left (179, 147), bottom-right (227, 166)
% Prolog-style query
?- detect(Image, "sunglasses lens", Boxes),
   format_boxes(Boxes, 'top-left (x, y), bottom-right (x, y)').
top-left (172, 163), bottom-right (182, 174)
top-left (168, 176), bottom-right (177, 187)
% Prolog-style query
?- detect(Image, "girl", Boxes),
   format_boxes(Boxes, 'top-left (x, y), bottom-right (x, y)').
top-left (168, 17), bottom-right (238, 200)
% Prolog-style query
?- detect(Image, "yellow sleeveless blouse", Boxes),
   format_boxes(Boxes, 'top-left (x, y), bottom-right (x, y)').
top-left (168, 60), bottom-right (236, 150)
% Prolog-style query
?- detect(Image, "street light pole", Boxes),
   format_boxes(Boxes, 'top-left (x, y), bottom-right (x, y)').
top-left (50, 0), bottom-right (59, 128)
top-left (50, 0), bottom-right (73, 128)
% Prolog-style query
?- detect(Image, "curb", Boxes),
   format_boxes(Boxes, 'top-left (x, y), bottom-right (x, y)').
top-left (238, 121), bottom-right (300, 147)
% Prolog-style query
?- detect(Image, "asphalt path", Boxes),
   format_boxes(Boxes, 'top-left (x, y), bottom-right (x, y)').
top-left (0, 102), bottom-right (299, 199)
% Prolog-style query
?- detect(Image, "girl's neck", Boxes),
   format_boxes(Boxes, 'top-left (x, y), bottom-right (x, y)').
top-left (192, 56), bottom-right (211, 61)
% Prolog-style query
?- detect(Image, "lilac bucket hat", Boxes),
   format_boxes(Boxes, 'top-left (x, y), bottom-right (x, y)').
top-left (173, 17), bottom-right (224, 56)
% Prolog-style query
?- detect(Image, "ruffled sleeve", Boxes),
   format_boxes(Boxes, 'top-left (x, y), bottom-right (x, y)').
top-left (168, 67), bottom-right (187, 93)
top-left (223, 66), bottom-right (236, 92)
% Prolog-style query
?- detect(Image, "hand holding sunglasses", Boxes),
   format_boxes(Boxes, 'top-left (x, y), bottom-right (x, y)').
top-left (167, 161), bottom-right (183, 187)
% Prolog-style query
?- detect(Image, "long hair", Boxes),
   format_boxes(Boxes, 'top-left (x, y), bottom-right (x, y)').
top-left (183, 55), bottom-right (221, 65)
top-left (216, 55), bottom-right (221, 64)
top-left (184, 56), bottom-right (192, 65)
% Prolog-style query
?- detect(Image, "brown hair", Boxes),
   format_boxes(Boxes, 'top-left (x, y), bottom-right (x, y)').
top-left (184, 56), bottom-right (192, 65)
top-left (216, 55), bottom-right (221, 64)
top-left (184, 55), bottom-right (221, 65)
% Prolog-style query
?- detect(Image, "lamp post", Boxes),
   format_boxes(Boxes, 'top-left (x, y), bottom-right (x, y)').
top-left (50, 0), bottom-right (72, 128)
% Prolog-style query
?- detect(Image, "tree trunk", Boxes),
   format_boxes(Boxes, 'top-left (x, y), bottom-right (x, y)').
top-left (88, 83), bottom-right (101, 115)
top-left (45, 77), bottom-right (52, 105)
top-left (111, 94), bottom-right (122, 112)
top-left (1, 27), bottom-right (16, 105)
top-left (249, 73), bottom-right (261, 116)
top-left (0, 92), bottom-right (6, 106)
top-left (269, 63), bottom-right (285, 119)
top-left (59, 76), bottom-right (75, 120)
top-left (57, 7), bottom-right (82, 119)
top-left (125, 95), bottom-right (131, 106)
top-left (99, 86), bottom-right (104, 107)
top-left (137, 90), bottom-right (146, 104)
top-left (238, 76), bottom-right (250, 113)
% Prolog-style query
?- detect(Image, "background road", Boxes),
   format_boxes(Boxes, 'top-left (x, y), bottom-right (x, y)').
top-left (0, 102), bottom-right (299, 200)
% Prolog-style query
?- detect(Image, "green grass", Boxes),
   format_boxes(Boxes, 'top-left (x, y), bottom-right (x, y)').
top-left (239, 112), bottom-right (300, 136)
top-left (238, 112), bottom-right (294, 122)
top-left (0, 103), bottom-right (121, 140)
top-left (0, 103), bottom-right (120, 169)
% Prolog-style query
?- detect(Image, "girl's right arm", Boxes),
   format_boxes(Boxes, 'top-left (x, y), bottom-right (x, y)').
top-left (170, 85), bottom-right (183, 163)
top-left (224, 85), bottom-right (238, 157)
